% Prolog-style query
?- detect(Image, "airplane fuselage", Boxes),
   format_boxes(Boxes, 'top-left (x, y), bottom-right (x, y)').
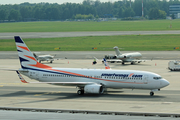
top-left (38, 55), bottom-right (54, 61)
top-left (117, 52), bottom-right (142, 62)
top-left (21, 68), bottom-right (169, 90)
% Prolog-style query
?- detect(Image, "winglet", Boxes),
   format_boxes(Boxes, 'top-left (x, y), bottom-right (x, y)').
top-left (103, 58), bottom-right (111, 69)
top-left (16, 71), bottom-right (29, 83)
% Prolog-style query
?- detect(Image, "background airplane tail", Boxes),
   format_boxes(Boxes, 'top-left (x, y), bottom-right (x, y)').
top-left (113, 46), bottom-right (121, 56)
top-left (103, 58), bottom-right (111, 69)
top-left (14, 36), bottom-right (51, 69)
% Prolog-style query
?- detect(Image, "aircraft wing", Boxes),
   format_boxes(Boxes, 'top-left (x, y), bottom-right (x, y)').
top-left (24, 82), bottom-right (95, 86)
top-left (16, 71), bottom-right (95, 86)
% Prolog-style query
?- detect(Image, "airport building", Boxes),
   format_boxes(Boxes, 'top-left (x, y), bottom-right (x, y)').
top-left (169, 5), bottom-right (180, 18)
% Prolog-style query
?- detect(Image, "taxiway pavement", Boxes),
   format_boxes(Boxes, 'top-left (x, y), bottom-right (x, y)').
top-left (0, 31), bottom-right (180, 39)
top-left (0, 51), bottom-right (180, 60)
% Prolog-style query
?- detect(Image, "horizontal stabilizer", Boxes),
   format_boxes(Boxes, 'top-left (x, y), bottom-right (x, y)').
top-left (0, 69), bottom-right (28, 72)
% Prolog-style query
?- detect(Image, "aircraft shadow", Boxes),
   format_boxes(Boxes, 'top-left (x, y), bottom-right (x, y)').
top-left (110, 64), bottom-right (152, 67)
top-left (168, 71), bottom-right (180, 72)
top-left (0, 90), bottom-right (166, 105)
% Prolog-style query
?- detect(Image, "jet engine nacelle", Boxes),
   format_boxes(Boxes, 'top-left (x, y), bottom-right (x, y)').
top-left (84, 84), bottom-right (104, 94)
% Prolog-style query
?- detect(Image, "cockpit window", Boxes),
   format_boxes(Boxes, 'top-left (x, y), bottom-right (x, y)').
top-left (153, 77), bottom-right (162, 80)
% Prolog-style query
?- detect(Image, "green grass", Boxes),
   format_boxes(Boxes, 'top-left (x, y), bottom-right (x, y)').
top-left (1, 34), bottom-right (180, 51)
top-left (0, 19), bottom-right (180, 32)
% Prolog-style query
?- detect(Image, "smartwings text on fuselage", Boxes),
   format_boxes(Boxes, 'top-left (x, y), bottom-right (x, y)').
top-left (101, 73), bottom-right (143, 78)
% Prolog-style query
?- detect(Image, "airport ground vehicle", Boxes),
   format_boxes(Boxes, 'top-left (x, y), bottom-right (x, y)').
top-left (168, 60), bottom-right (180, 71)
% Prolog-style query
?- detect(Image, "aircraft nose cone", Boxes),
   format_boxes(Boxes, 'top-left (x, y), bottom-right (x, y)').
top-left (161, 80), bottom-right (170, 87)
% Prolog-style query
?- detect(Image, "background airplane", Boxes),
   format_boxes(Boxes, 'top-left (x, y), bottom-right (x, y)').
top-left (13, 36), bottom-right (169, 96)
top-left (104, 46), bottom-right (146, 65)
top-left (33, 52), bottom-right (67, 63)
top-left (33, 52), bottom-right (55, 63)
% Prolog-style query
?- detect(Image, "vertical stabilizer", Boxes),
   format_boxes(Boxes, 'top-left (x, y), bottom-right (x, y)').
top-left (14, 36), bottom-right (51, 69)
top-left (103, 58), bottom-right (111, 69)
top-left (113, 46), bottom-right (121, 56)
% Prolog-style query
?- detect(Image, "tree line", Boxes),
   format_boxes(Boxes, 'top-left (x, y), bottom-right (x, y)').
top-left (0, 0), bottom-right (179, 21)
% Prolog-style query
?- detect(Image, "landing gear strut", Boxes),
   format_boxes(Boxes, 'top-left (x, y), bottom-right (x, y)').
top-left (77, 90), bottom-right (84, 95)
top-left (150, 92), bottom-right (154, 96)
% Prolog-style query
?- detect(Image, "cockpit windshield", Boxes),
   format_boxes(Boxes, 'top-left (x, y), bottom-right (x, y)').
top-left (153, 77), bottom-right (162, 80)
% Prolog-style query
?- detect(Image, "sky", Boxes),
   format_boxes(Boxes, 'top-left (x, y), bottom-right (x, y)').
top-left (0, 0), bottom-right (120, 5)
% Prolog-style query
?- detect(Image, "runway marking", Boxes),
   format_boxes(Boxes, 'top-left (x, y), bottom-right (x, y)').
top-left (34, 94), bottom-right (43, 96)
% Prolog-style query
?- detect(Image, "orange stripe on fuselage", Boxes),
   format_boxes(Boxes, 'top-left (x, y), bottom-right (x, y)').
top-left (24, 55), bottom-right (144, 84)
top-left (47, 68), bottom-right (85, 77)
top-left (45, 68), bottom-right (144, 84)
top-left (17, 45), bottom-right (30, 51)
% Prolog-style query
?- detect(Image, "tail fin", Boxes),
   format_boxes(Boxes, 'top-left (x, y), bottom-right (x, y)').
top-left (14, 36), bottom-right (51, 69)
top-left (113, 46), bottom-right (121, 56)
top-left (103, 58), bottom-right (111, 69)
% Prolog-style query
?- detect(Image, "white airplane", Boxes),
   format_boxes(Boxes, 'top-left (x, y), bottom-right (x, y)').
top-left (33, 53), bottom-right (55, 63)
top-left (13, 36), bottom-right (169, 96)
top-left (105, 46), bottom-right (145, 65)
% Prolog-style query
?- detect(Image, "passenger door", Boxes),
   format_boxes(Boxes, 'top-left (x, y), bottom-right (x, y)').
top-left (144, 75), bottom-right (148, 84)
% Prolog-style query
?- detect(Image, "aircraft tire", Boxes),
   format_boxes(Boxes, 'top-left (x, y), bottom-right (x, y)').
top-left (131, 62), bottom-right (134, 65)
top-left (150, 92), bottom-right (154, 96)
top-left (77, 90), bottom-right (84, 95)
top-left (50, 61), bottom-right (53, 63)
top-left (122, 62), bottom-right (124, 65)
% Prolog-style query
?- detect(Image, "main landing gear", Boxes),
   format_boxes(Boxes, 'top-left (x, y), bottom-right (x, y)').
top-left (77, 90), bottom-right (84, 95)
top-left (150, 91), bottom-right (154, 96)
